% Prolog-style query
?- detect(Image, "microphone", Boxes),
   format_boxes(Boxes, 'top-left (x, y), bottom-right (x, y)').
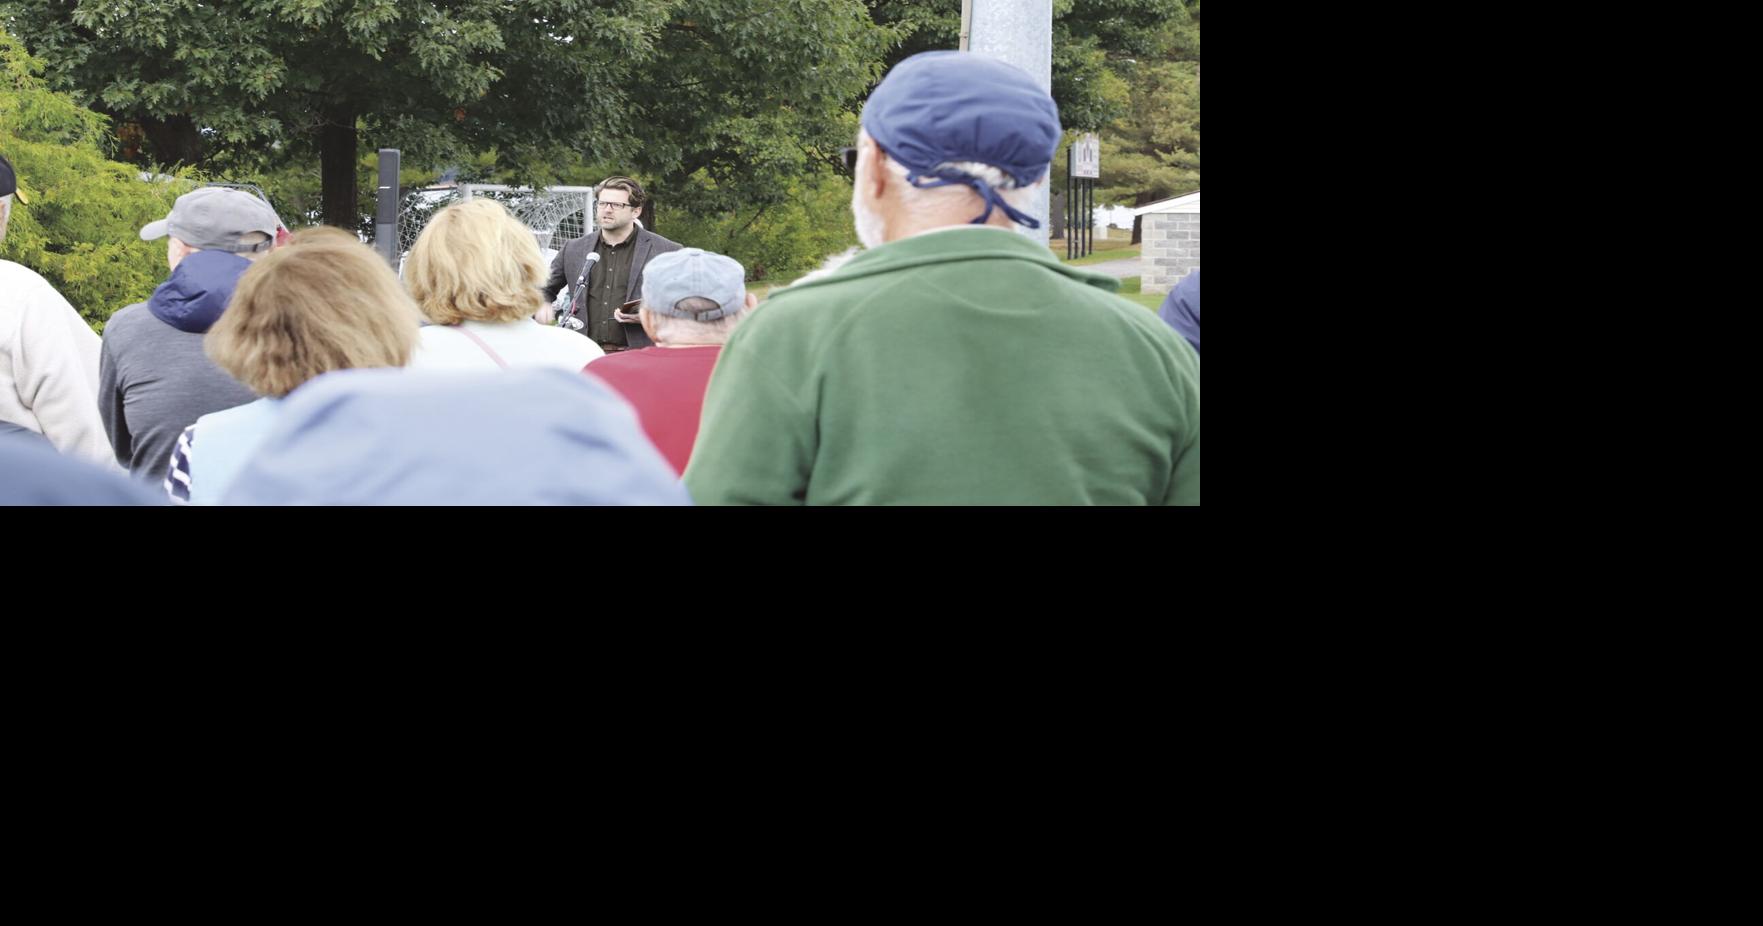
top-left (553, 251), bottom-right (601, 330)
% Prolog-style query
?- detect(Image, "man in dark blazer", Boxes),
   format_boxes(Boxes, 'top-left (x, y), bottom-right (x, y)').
top-left (543, 176), bottom-right (682, 351)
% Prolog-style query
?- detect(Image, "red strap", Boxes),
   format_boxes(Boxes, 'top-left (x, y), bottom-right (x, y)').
top-left (452, 325), bottom-right (509, 369)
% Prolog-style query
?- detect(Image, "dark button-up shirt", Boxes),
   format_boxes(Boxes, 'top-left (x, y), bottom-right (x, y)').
top-left (588, 234), bottom-right (637, 347)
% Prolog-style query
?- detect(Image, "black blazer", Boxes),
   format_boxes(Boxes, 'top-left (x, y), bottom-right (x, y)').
top-left (543, 226), bottom-right (682, 348)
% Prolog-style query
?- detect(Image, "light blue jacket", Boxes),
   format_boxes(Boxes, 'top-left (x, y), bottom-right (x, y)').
top-left (220, 367), bottom-right (689, 505)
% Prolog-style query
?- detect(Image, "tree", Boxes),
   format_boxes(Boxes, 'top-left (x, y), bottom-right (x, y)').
top-left (622, 0), bottom-right (895, 219)
top-left (665, 171), bottom-right (856, 282)
top-left (866, 0), bottom-right (1186, 131)
top-left (1, 26), bottom-right (183, 330)
top-left (5, 1), bottom-right (1190, 268)
top-left (1092, 59), bottom-right (1199, 232)
top-left (1086, 2), bottom-right (1198, 241)
top-left (0, 0), bottom-right (678, 226)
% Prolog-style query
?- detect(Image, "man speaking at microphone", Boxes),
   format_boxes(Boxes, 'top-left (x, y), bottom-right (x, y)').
top-left (542, 176), bottom-right (681, 352)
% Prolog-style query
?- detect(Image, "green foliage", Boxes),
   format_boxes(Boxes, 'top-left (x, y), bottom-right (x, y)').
top-left (868, 0), bottom-right (1186, 130)
top-left (625, 1), bottom-right (893, 221)
top-left (2, 2), bottom-right (1194, 277)
top-left (1, 27), bottom-right (184, 331)
top-left (663, 171), bottom-right (857, 282)
top-left (1046, 2), bottom-right (1200, 211)
top-left (0, 0), bottom-right (887, 227)
top-left (0, 0), bottom-right (684, 223)
top-left (1092, 57), bottom-right (1198, 208)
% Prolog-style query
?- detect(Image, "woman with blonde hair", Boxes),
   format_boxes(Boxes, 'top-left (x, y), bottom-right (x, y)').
top-left (404, 199), bottom-right (603, 370)
top-left (163, 229), bottom-right (423, 504)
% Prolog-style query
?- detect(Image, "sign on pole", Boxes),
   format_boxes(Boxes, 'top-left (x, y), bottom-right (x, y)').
top-left (1073, 133), bottom-right (1100, 179)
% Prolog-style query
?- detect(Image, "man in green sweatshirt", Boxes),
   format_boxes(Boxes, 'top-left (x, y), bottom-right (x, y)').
top-left (683, 51), bottom-right (1200, 506)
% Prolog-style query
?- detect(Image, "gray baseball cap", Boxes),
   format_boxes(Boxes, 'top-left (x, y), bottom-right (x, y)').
top-left (640, 248), bottom-right (746, 320)
top-left (140, 186), bottom-right (280, 253)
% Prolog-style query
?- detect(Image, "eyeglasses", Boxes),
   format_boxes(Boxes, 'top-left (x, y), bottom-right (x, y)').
top-left (596, 200), bottom-right (633, 211)
top-left (839, 147), bottom-right (857, 173)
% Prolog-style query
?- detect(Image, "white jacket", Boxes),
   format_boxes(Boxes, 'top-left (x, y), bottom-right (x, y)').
top-left (408, 319), bottom-right (605, 372)
top-left (0, 260), bottom-right (113, 466)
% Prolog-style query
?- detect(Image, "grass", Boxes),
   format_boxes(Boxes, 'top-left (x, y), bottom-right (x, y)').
top-left (1051, 228), bottom-right (1140, 266)
top-left (1116, 276), bottom-right (1166, 311)
top-left (1059, 243), bottom-right (1141, 266)
top-left (747, 229), bottom-right (1155, 302)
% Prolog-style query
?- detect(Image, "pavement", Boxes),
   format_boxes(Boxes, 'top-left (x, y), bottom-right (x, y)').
top-left (1074, 257), bottom-right (1141, 279)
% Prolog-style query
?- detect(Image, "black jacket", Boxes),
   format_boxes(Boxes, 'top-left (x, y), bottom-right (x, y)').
top-left (543, 226), bottom-right (682, 348)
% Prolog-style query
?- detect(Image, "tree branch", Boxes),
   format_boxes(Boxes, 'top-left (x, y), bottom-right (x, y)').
top-left (725, 203), bottom-right (770, 253)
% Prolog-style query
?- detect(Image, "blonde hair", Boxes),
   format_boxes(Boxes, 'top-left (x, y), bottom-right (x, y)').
top-left (206, 228), bottom-right (422, 397)
top-left (288, 225), bottom-right (361, 247)
top-left (404, 199), bottom-right (546, 325)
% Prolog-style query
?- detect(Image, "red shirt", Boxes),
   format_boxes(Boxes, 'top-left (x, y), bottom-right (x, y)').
top-left (585, 346), bottom-right (721, 475)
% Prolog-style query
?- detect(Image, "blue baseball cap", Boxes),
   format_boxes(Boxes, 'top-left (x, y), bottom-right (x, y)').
top-left (860, 51), bottom-right (1061, 228)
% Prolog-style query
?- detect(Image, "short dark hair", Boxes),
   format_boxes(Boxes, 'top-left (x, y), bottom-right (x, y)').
top-left (598, 176), bottom-right (646, 209)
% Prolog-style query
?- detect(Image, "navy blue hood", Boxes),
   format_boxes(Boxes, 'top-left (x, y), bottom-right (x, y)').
top-left (147, 249), bottom-right (253, 333)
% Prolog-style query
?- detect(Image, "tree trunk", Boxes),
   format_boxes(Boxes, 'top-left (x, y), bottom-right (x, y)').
top-left (139, 114), bottom-right (205, 167)
top-left (319, 103), bottom-right (359, 229)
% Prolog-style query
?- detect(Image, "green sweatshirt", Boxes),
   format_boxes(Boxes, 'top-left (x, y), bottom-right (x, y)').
top-left (684, 226), bottom-right (1200, 505)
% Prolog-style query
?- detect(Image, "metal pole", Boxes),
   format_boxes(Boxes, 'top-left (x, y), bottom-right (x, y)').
top-left (1067, 146), bottom-right (1075, 260)
top-left (374, 148), bottom-right (400, 268)
top-left (969, 0), bottom-right (1054, 246)
top-left (1084, 179), bottom-right (1092, 258)
top-left (960, 0), bottom-right (973, 51)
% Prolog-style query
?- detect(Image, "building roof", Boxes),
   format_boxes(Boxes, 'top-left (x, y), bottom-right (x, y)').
top-left (1131, 190), bottom-right (1200, 216)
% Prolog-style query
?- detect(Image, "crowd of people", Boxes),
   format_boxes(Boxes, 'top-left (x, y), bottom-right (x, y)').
top-left (2, 51), bottom-right (1200, 505)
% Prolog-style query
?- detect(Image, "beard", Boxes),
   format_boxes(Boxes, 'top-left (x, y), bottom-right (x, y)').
top-left (851, 185), bottom-right (885, 250)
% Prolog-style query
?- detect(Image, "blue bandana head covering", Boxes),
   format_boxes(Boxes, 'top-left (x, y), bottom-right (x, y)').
top-left (860, 51), bottom-right (1062, 229)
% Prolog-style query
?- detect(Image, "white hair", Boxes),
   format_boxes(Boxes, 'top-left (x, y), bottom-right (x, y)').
top-left (788, 247), bottom-right (861, 287)
top-left (884, 155), bottom-right (1040, 214)
top-left (0, 193), bottom-right (11, 242)
top-left (648, 296), bottom-right (744, 345)
top-left (232, 230), bottom-right (275, 259)
top-left (172, 230), bottom-right (275, 262)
